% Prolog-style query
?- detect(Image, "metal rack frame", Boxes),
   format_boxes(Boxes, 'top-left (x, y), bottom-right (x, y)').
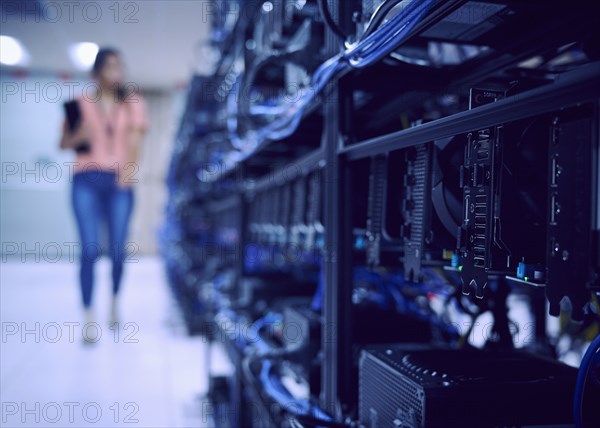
top-left (194, 0), bottom-right (600, 424)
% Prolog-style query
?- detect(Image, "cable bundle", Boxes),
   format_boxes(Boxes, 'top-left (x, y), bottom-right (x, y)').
top-left (204, 0), bottom-right (436, 181)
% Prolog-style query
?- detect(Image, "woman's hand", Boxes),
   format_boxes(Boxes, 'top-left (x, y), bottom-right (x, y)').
top-left (127, 128), bottom-right (145, 164)
top-left (116, 127), bottom-right (145, 188)
top-left (116, 162), bottom-right (139, 188)
top-left (60, 120), bottom-right (91, 150)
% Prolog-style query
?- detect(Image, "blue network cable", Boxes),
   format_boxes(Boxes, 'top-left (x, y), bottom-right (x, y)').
top-left (260, 0), bottom-right (436, 137)
top-left (574, 333), bottom-right (600, 428)
top-left (246, 312), bottom-right (283, 354)
top-left (215, 0), bottom-right (436, 173)
top-left (259, 359), bottom-right (332, 421)
top-left (345, 0), bottom-right (435, 68)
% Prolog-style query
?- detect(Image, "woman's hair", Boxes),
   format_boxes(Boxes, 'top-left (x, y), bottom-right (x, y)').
top-left (92, 47), bottom-right (120, 76)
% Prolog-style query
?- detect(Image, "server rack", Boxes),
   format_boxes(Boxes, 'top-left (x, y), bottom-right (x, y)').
top-left (163, 1), bottom-right (600, 427)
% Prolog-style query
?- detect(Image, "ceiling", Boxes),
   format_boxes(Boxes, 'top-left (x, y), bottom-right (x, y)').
top-left (0, 0), bottom-right (214, 90)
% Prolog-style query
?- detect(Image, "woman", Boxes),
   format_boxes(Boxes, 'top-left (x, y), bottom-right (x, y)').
top-left (60, 48), bottom-right (148, 331)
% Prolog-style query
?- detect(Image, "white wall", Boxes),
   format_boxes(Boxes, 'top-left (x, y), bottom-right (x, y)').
top-left (0, 72), bottom-right (184, 258)
top-left (130, 89), bottom-right (184, 255)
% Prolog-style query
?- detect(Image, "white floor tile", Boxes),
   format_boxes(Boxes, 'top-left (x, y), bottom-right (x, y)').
top-left (1, 257), bottom-right (220, 428)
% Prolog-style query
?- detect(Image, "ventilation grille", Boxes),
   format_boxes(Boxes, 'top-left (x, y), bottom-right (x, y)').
top-left (359, 352), bottom-right (424, 428)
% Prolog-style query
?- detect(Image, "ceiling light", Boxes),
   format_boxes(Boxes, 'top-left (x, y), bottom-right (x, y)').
top-left (69, 42), bottom-right (99, 71)
top-left (0, 35), bottom-right (29, 66)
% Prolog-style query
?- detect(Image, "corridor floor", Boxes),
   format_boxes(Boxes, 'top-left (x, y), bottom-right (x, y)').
top-left (1, 257), bottom-right (225, 427)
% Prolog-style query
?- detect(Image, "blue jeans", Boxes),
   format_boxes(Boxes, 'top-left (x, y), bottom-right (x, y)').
top-left (72, 171), bottom-right (134, 308)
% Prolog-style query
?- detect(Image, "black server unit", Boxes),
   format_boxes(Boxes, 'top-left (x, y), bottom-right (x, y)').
top-left (359, 345), bottom-right (579, 428)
